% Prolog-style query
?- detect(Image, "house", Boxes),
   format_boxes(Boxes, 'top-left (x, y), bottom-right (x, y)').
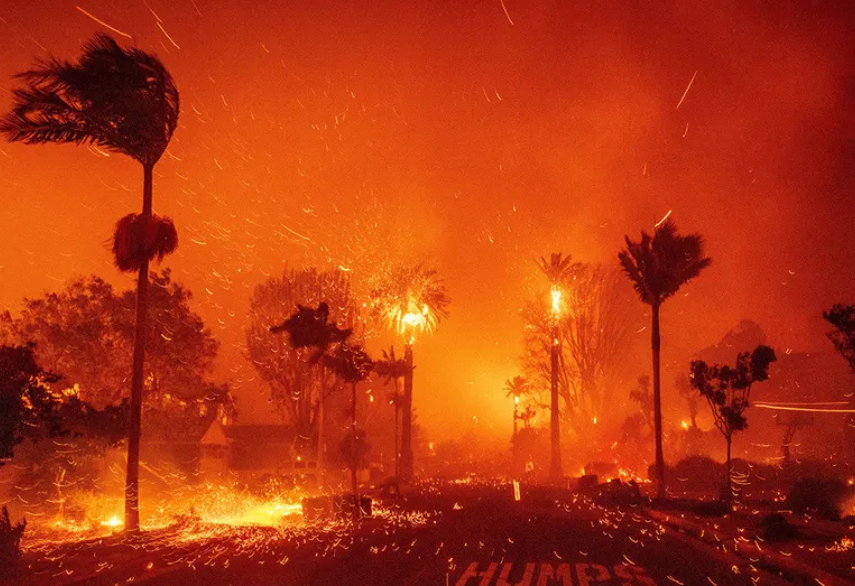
top-left (200, 420), bottom-right (310, 485)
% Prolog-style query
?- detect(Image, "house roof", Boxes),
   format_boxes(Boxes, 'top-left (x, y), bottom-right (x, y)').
top-left (201, 421), bottom-right (294, 445)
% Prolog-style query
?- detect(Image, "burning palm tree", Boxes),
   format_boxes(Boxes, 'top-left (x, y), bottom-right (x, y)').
top-left (538, 253), bottom-right (579, 480)
top-left (371, 265), bottom-right (450, 479)
top-left (504, 376), bottom-right (529, 439)
top-left (619, 219), bottom-right (711, 499)
top-left (0, 34), bottom-right (180, 532)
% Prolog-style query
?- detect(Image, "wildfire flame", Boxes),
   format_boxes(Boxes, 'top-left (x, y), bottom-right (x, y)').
top-left (550, 287), bottom-right (562, 316)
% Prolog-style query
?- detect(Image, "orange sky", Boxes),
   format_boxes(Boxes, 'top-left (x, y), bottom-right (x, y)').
top-left (1, 0), bottom-right (854, 438)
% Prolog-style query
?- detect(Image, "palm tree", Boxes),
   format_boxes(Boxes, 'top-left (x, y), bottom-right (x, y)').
top-left (271, 302), bottom-right (351, 485)
top-left (373, 346), bottom-right (411, 489)
top-left (618, 219), bottom-right (711, 499)
top-left (371, 265), bottom-right (450, 479)
top-left (538, 253), bottom-right (579, 480)
top-left (323, 343), bottom-right (373, 520)
top-left (503, 376), bottom-right (529, 438)
top-left (1, 35), bottom-right (180, 532)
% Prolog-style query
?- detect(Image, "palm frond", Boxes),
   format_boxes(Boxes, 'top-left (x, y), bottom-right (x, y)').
top-left (111, 213), bottom-right (179, 273)
top-left (618, 220), bottom-right (711, 306)
top-left (1, 33), bottom-right (179, 166)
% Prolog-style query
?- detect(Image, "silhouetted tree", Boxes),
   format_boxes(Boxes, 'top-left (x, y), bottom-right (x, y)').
top-left (824, 304), bottom-right (855, 374)
top-left (324, 343), bottom-right (373, 519)
top-left (0, 272), bottom-right (230, 438)
top-left (1, 35), bottom-right (180, 532)
top-left (270, 300), bottom-right (352, 480)
top-left (0, 344), bottom-right (61, 462)
top-left (504, 376), bottom-right (530, 439)
top-left (776, 412), bottom-right (814, 467)
top-left (371, 264), bottom-right (450, 479)
top-left (629, 375), bottom-right (654, 436)
top-left (690, 345), bottom-right (776, 505)
top-left (675, 373), bottom-right (700, 429)
top-left (248, 268), bottom-right (357, 460)
top-left (373, 346), bottom-right (411, 484)
top-left (619, 219), bottom-right (711, 499)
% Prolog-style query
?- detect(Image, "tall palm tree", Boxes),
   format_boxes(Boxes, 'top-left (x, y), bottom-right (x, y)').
top-left (1, 35), bottom-right (179, 532)
top-left (323, 342), bottom-right (373, 520)
top-left (373, 346), bottom-right (411, 488)
top-left (538, 253), bottom-right (579, 480)
top-left (618, 219), bottom-right (711, 499)
top-left (271, 302), bottom-right (351, 484)
top-left (371, 265), bottom-right (450, 479)
top-left (503, 376), bottom-right (529, 438)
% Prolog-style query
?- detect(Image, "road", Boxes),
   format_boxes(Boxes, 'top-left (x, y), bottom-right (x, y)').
top-left (22, 482), bottom-right (792, 586)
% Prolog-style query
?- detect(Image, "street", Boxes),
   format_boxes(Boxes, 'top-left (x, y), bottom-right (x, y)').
top-left (23, 482), bottom-right (790, 586)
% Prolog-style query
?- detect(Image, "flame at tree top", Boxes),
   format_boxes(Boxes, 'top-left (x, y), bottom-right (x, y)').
top-left (550, 287), bottom-right (562, 317)
top-left (370, 264), bottom-right (450, 343)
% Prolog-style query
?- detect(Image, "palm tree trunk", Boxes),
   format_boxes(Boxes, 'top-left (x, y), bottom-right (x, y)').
top-left (393, 378), bottom-right (400, 495)
top-left (725, 436), bottom-right (732, 507)
top-left (317, 365), bottom-right (326, 485)
top-left (124, 163), bottom-right (153, 533)
top-left (513, 404), bottom-right (518, 439)
top-left (400, 343), bottom-right (414, 480)
top-left (351, 381), bottom-right (359, 520)
top-left (550, 324), bottom-right (562, 480)
top-left (652, 303), bottom-right (665, 500)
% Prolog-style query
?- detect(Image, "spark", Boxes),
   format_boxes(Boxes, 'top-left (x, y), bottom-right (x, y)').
top-left (498, 0), bottom-right (514, 25)
top-left (75, 6), bottom-right (132, 38)
top-left (655, 209), bottom-right (673, 227)
top-left (157, 22), bottom-right (180, 49)
top-left (676, 70), bottom-right (698, 110)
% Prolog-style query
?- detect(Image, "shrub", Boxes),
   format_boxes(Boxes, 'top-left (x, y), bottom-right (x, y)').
top-left (759, 513), bottom-right (798, 541)
top-left (787, 478), bottom-right (847, 520)
top-left (0, 505), bottom-right (26, 580)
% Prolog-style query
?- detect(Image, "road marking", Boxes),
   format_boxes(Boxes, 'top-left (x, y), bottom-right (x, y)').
top-left (455, 561), bottom-right (656, 585)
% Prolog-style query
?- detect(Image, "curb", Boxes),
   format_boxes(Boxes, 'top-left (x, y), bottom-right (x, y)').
top-left (646, 509), bottom-right (850, 586)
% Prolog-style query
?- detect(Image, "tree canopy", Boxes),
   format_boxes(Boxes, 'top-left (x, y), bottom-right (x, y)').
top-left (0, 270), bottom-right (229, 441)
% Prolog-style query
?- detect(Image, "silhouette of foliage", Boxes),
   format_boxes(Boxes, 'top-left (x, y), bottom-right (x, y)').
top-left (1, 33), bottom-right (181, 531)
top-left (0, 34), bottom-right (179, 167)
top-left (0, 505), bottom-right (26, 580)
top-left (0, 271), bottom-right (230, 432)
top-left (690, 345), bottom-right (776, 502)
top-left (248, 267), bottom-right (357, 436)
top-left (619, 219), bottom-right (711, 498)
top-left (824, 304), bottom-right (855, 374)
top-left (112, 213), bottom-right (178, 273)
top-left (0, 344), bottom-right (61, 462)
top-left (618, 219), bottom-right (712, 307)
top-left (323, 343), bottom-right (373, 387)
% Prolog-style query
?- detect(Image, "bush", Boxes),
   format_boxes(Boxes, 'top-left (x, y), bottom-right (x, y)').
top-left (0, 505), bottom-right (26, 580)
top-left (759, 513), bottom-right (798, 541)
top-left (690, 500), bottom-right (730, 518)
top-left (787, 477), bottom-right (847, 520)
